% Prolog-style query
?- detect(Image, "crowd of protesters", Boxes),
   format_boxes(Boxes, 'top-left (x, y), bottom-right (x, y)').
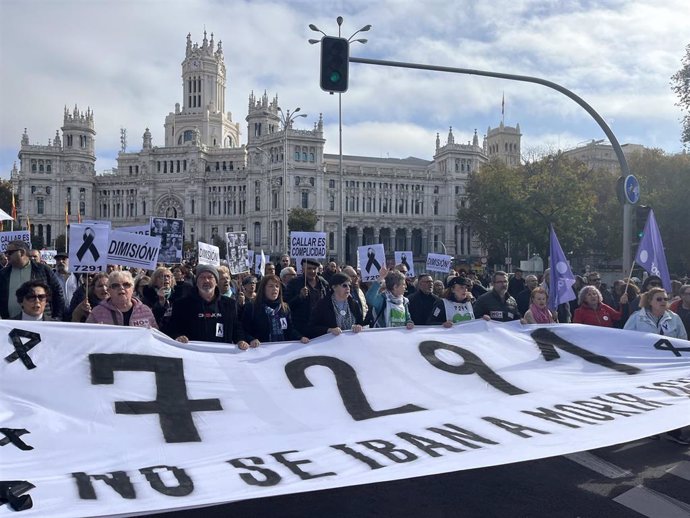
top-left (1, 239), bottom-right (689, 441)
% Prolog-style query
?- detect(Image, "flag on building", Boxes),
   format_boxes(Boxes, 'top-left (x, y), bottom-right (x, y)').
top-left (635, 208), bottom-right (671, 292)
top-left (11, 191), bottom-right (16, 220)
top-left (548, 225), bottom-right (576, 311)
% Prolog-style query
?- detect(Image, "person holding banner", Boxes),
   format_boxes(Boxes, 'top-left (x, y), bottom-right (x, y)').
top-left (522, 287), bottom-right (557, 324)
top-left (309, 273), bottom-right (365, 337)
top-left (365, 267), bottom-right (414, 329)
top-left (141, 267), bottom-right (192, 333)
top-left (473, 271), bottom-right (520, 322)
top-left (242, 274), bottom-right (308, 346)
top-left (427, 276), bottom-right (476, 327)
top-left (86, 271), bottom-right (158, 328)
top-left (573, 286), bottom-right (627, 328)
top-left (169, 264), bottom-right (249, 349)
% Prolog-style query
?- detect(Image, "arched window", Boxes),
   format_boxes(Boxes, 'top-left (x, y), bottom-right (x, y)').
top-left (253, 222), bottom-right (261, 246)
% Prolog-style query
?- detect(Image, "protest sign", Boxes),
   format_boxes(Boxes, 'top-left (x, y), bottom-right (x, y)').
top-left (68, 223), bottom-right (110, 273)
top-left (226, 232), bottom-right (249, 274)
top-left (394, 251), bottom-right (415, 277)
top-left (426, 253), bottom-right (453, 273)
top-left (118, 224), bottom-right (151, 236)
top-left (358, 244), bottom-right (385, 282)
top-left (40, 249), bottom-right (57, 265)
top-left (197, 241), bottom-right (221, 267)
top-left (0, 230), bottom-right (31, 252)
top-left (106, 230), bottom-right (161, 270)
top-left (1, 320), bottom-right (689, 517)
top-left (150, 217), bottom-right (183, 264)
top-left (291, 232), bottom-right (326, 273)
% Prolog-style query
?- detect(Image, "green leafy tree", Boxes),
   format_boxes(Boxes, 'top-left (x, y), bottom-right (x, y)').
top-left (670, 43), bottom-right (690, 148)
top-left (288, 208), bottom-right (318, 232)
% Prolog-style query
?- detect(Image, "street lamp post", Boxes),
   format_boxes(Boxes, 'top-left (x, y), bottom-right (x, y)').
top-left (277, 107), bottom-right (307, 255)
top-left (310, 17), bottom-right (371, 265)
top-left (254, 146), bottom-right (270, 252)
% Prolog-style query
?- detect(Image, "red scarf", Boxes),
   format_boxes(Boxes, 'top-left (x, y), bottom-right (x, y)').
top-left (530, 303), bottom-right (553, 323)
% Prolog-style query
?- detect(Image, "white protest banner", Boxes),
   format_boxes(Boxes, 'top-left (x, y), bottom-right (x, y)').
top-left (254, 250), bottom-right (266, 276)
top-left (106, 230), bottom-right (161, 270)
top-left (291, 231), bottom-right (326, 273)
top-left (226, 232), bottom-right (249, 274)
top-left (2, 320), bottom-right (689, 517)
top-left (358, 243), bottom-right (385, 282)
top-left (40, 249), bottom-right (57, 265)
top-left (68, 223), bottom-right (110, 273)
top-left (198, 241), bottom-right (221, 266)
top-left (394, 251), bottom-right (415, 277)
top-left (0, 230), bottom-right (31, 252)
top-left (150, 217), bottom-right (184, 264)
top-left (118, 224), bottom-right (151, 236)
top-left (426, 253), bottom-right (453, 273)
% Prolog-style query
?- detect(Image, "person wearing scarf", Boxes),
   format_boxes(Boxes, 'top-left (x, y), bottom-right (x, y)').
top-left (243, 274), bottom-right (308, 346)
top-left (522, 287), bottom-right (557, 324)
top-left (309, 273), bottom-right (365, 337)
top-left (366, 267), bottom-right (414, 329)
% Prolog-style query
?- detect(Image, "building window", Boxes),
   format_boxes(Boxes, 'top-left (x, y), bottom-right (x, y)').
top-left (329, 195), bottom-right (335, 211)
top-left (329, 179), bottom-right (335, 189)
top-left (37, 198), bottom-right (44, 215)
top-left (255, 196), bottom-right (261, 211)
top-left (80, 201), bottom-right (85, 216)
top-left (183, 130), bottom-right (193, 142)
top-left (301, 191), bottom-right (309, 208)
top-left (254, 222), bottom-right (261, 246)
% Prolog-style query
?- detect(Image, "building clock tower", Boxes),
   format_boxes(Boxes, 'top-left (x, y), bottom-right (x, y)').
top-left (164, 31), bottom-right (241, 149)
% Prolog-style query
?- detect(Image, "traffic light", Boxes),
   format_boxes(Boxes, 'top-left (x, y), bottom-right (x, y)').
top-left (634, 205), bottom-right (651, 241)
top-left (320, 36), bottom-right (349, 93)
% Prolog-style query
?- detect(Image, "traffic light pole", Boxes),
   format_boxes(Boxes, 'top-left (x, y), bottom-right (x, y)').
top-left (348, 55), bottom-right (635, 274)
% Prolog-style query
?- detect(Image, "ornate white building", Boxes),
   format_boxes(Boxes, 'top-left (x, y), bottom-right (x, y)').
top-left (11, 31), bottom-right (521, 266)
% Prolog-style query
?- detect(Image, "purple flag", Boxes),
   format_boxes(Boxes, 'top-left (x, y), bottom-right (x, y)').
top-left (635, 208), bottom-right (671, 292)
top-left (548, 225), bottom-right (576, 311)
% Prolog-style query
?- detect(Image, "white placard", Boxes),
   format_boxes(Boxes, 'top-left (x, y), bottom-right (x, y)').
top-left (106, 230), bottom-right (161, 270)
top-left (68, 223), bottom-right (110, 273)
top-left (254, 250), bottom-right (266, 276)
top-left (150, 217), bottom-right (184, 264)
top-left (197, 241), bottom-right (221, 267)
top-left (118, 224), bottom-right (151, 236)
top-left (426, 253), bottom-right (453, 273)
top-left (358, 244), bottom-right (385, 282)
top-left (1, 320), bottom-right (689, 518)
top-left (82, 219), bottom-right (112, 228)
top-left (394, 251), bottom-right (415, 277)
top-left (291, 232), bottom-right (326, 273)
top-left (41, 249), bottom-right (57, 265)
top-left (0, 230), bottom-right (31, 252)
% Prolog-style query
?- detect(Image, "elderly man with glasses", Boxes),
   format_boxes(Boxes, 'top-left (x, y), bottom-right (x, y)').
top-left (0, 240), bottom-right (65, 320)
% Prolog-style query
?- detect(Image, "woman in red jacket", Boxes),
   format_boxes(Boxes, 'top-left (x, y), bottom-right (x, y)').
top-left (573, 285), bottom-right (628, 327)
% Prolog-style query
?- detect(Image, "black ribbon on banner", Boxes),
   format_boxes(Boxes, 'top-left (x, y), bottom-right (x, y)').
top-left (0, 428), bottom-right (33, 451)
top-left (0, 481), bottom-right (34, 511)
top-left (76, 226), bottom-right (100, 261)
top-left (5, 329), bottom-right (41, 370)
top-left (365, 248), bottom-right (381, 274)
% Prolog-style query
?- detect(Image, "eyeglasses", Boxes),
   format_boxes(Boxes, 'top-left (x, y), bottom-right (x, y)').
top-left (24, 294), bottom-right (47, 301)
top-left (654, 297), bottom-right (669, 302)
top-left (340, 283), bottom-right (352, 289)
top-left (110, 282), bottom-right (133, 290)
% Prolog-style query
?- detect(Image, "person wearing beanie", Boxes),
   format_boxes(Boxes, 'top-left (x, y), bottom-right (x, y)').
top-left (168, 263), bottom-right (250, 349)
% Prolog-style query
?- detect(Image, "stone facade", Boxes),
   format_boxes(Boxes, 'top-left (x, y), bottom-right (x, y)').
top-left (11, 31), bottom-right (521, 265)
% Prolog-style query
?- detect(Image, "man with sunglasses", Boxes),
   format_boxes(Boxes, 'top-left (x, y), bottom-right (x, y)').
top-left (10, 281), bottom-right (51, 320)
top-left (0, 240), bottom-right (65, 320)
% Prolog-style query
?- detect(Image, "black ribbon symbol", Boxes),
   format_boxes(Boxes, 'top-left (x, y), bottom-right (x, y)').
top-left (76, 227), bottom-right (100, 261)
top-left (401, 254), bottom-right (411, 272)
top-left (365, 248), bottom-right (381, 274)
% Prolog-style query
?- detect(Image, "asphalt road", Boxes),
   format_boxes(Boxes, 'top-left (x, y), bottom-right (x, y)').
top-left (158, 436), bottom-right (690, 517)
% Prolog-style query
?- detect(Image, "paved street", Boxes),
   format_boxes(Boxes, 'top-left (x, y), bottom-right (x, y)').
top-left (161, 436), bottom-right (690, 517)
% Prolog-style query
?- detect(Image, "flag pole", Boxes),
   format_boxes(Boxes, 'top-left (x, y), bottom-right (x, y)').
top-left (623, 262), bottom-right (635, 295)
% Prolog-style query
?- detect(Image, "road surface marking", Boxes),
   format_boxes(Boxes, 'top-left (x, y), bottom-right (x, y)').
top-left (614, 485), bottom-right (690, 518)
top-left (564, 452), bottom-right (633, 479)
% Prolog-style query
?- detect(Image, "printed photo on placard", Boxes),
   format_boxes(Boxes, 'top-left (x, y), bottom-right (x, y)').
top-left (226, 231), bottom-right (249, 274)
top-left (150, 217), bottom-right (183, 264)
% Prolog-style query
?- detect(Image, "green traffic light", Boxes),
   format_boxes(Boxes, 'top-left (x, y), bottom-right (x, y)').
top-left (329, 71), bottom-right (341, 83)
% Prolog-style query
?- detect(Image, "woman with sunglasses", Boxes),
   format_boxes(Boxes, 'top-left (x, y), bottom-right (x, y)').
top-left (86, 270), bottom-right (158, 328)
top-left (309, 273), bottom-right (365, 337)
top-left (624, 287), bottom-right (687, 339)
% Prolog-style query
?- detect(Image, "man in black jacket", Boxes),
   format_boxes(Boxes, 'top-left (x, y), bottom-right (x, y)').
top-left (473, 271), bottom-right (520, 322)
top-left (408, 273), bottom-right (439, 325)
top-left (285, 258), bottom-right (329, 338)
top-left (169, 264), bottom-right (249, 349)
top-left (0, 240), bottom-right (65, 319)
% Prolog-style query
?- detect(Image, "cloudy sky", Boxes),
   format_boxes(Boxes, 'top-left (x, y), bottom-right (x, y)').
top-left (1, 0), bottom-right (688, 179)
